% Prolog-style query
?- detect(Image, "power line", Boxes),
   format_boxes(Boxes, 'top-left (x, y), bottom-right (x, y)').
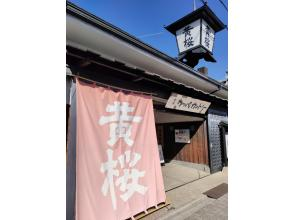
top-left (137, 0), bottom-right (228, 39)
top-left (200, 0), bottom-right (228, 12)
top-left (199, 0), bottom-right (207, 5)
top-left (137, 32), bottom-right (164, 38)
top-left (217, 0), bottom-right (228, 11)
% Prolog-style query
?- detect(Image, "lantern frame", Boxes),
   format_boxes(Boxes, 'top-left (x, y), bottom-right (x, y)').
top-left (165, 4), bottom-right (225, 58)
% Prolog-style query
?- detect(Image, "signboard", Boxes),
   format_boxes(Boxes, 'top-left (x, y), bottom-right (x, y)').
top-left (165, 93), bottom-right (211, 114)
top-left (176, 19), bottom-right (201, 53)
top-left (175, 129), bottom-right (190, 143)
top-left (76, 79), bottom-right (166, 220)
top-left (201, 19), bottom-right (215, 53)
top-left (175, 19), bottom-right (215, 54)
top-left (158, 145), bottom-right (165, 164)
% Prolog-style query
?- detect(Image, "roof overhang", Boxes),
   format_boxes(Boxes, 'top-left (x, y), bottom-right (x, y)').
top-left (154, 110), bottom-right (204, 124)
top-left (66, 2), bottom-right (228, 101)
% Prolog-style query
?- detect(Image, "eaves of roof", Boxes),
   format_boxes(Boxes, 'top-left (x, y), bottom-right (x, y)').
top-left (66, 1), bottom-right (228, 100)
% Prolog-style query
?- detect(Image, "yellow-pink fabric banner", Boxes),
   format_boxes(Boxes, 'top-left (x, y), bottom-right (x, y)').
top-left (76, 79), bottom-right (166, 220)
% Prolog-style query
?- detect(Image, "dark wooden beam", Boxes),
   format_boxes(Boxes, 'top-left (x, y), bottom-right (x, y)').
top-left (133, 76), bottom-right (144, 82)
top-left (78, 59), bottom-right (92, 67)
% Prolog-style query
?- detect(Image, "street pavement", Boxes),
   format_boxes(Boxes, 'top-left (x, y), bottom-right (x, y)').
top-left (158, 193), bottom-right (228, 220)
top-left (176, 194), bottom-right (228, 220)
top-left (161, 161), bottom-right (210, 191)
top-left (141, 164), bottom-right (228, 220)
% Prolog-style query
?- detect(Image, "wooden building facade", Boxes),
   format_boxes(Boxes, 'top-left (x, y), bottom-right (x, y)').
top-left (66, 2), bottom-right (228, 219)
top-left (66, 1), bottom-right (228, 170)
top-left (156, 121), bottom-right (209, 165)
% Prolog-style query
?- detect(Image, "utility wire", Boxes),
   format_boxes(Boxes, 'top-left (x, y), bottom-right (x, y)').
top-left (217, 0), bottom-right (228, 11)
top-left (137, 0), bottom-right (228, 39)
top-left (137, 32), bottom-right (164, 39)
top-left (201, 0), bottom-right (227, 12)
top-left (215, 0), bottom-right (228, 30)
top-left (199, 0), bottom-right (207, 5)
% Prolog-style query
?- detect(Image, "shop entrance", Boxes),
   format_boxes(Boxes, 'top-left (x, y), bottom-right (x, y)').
top-left (154, 110), bottom-right (208, 164)
top-left (153, 109), bottom-right (210, 191)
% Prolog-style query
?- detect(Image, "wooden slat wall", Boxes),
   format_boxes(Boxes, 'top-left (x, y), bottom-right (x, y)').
top-left (175, 122), bottom-right (208, 165)
top-left (158, 121), bottom-right (209, 165)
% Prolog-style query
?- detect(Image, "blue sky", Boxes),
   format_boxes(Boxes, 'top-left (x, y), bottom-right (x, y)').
top-left (69, 0), bottom-right (228, 81)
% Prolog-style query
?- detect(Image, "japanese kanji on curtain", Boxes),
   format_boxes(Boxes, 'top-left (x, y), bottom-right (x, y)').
top-left (76, 79), bottom-right (166, 220)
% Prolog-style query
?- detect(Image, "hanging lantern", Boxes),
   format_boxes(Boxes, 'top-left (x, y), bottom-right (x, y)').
top-left (165, 3), bottom-right (225, 68)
